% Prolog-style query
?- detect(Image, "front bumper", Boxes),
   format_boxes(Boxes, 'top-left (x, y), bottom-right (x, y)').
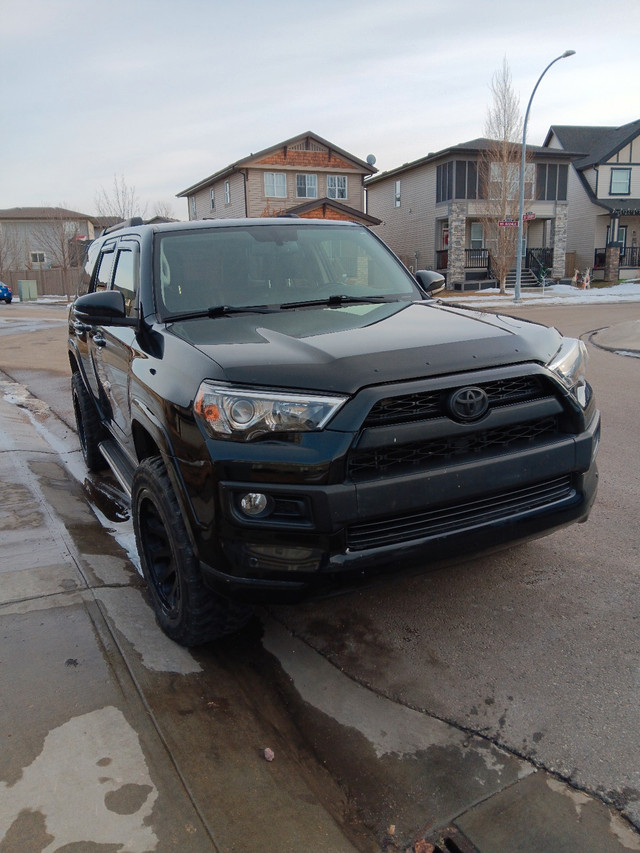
top-left (198, 409), bottom-right (600, 603)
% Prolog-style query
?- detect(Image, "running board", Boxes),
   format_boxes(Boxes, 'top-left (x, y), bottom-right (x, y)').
top-left (99, 439), bottom-right (135, 499)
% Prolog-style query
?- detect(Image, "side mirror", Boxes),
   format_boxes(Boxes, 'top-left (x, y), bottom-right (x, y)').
top-left (415, 269), bottom-right (446, 296)
top-left (72, 289), bottom-right (138, 327)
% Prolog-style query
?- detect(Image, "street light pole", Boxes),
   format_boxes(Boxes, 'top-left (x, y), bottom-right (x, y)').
top-left (514, 50), bottom-right (576, 303)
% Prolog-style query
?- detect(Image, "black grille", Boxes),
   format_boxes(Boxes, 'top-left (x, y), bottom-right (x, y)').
top-left (347, 476), bottom-right (576, 550)
top-left (349, 416), bottom-right (560, 477)
top-left (364, 376), bottom-right (546, 427)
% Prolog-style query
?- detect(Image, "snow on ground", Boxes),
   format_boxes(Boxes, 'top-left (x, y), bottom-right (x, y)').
top-left (443, 281), bottom-right (640, 307)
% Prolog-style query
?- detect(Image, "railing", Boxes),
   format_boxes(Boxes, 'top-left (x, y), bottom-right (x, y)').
top-left (527, 248), bottom-right (553, 270)
top-left (594, 246), bottom-right (640, 268)
top-left (465, 248), bottom-right (489, 269)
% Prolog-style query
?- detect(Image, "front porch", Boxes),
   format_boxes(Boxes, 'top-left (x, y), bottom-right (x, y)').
top-left (593, 245), bottom-right (640, 281)
top-left (436, 248), bottom-right (553, 290)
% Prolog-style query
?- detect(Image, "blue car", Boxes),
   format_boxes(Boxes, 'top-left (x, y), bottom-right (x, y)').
top-left (0, 281), bottom-right (12, 303)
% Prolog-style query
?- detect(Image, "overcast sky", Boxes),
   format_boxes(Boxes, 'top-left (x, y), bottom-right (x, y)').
top-left (2, 0), bottom-right (638, 220)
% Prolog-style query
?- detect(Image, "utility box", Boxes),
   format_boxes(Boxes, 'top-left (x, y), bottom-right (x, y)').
top-left (17, 280), bottom-right (38, 301)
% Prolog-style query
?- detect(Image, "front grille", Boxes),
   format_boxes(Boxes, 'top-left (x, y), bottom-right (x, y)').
top-left (349, 416), bottom-right (560, 477)
top-left (347, 476), bottom-right (576, 550)
top-left (364, 376), bottom-right (546, 427)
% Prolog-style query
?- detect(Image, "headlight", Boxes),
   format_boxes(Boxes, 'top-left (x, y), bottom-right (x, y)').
top-left (194, 383), bottom-right (347, 440)
top-left (547, 338), bottom-right (590, 408)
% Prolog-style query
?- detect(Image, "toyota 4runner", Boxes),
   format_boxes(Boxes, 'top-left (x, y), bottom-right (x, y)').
top-left (69, 218), bottom-right (600, 646)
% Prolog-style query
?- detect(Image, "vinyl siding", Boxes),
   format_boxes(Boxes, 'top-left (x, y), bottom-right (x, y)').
top-left (188, 172), bottom-right (247, 220)
top-left (367, 164), bottom-right (438, 270)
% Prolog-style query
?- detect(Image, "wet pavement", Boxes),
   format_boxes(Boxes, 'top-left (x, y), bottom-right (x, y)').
top-left (1, 300), bottom-right (640, 851)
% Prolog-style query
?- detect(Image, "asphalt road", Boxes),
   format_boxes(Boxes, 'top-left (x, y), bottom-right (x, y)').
top-left (1, 298), bottom-right (639, 846)
top-left (272, 299), bottom-right (640, 825)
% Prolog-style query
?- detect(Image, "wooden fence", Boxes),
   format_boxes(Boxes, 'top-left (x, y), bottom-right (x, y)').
top-left (1, 268), bottom-right (83, 300)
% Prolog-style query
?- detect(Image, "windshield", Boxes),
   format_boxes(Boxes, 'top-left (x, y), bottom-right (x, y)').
top-left (155, 222), bottom-right (420, 319)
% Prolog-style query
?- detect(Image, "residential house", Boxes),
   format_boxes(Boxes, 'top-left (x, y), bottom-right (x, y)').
top-left (0, 207), bottom-right (97, 273)
top-left (543, 119), bottom-right (640, 280)
top-left (176, 131), bottom-right (380, 226)
top-left (365, 139), bottom-right (576, 288)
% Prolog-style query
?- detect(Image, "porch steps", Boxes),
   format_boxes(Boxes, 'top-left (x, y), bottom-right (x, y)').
top-left (505, 268), bottom-right (540, 287)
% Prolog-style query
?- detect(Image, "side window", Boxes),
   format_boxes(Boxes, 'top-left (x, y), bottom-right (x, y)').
top-left (93, 247), bottom-right (116, 291)
top-left (111, 247), bottom-right (139, 316)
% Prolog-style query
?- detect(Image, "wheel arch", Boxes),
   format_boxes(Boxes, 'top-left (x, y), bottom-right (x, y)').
top-left (130, 407), bottom-right (203, 554)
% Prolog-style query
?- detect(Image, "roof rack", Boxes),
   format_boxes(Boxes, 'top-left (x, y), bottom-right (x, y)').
top-left (102, 216), bottom-right (144, 235)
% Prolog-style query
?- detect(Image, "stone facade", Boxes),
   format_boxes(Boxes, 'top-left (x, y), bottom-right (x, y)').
top-left (447, 203), bottom-right (467, 286)
top-left (551, 203), bottom-right (569, 279)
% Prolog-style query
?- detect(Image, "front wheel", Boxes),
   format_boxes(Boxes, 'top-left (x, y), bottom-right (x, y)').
top-left (132, 457), bottom-right (253, 646)
top-left (71, 372), bottom-right (106, 471)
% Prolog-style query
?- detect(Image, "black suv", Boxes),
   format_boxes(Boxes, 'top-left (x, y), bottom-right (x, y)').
top-left (69, 218), bottom-right (600, 646)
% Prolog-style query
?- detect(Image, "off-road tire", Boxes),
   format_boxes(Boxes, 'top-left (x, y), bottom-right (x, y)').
top-left (72, 372), bottom-right (106, 472)
top-left (132, 456), bottom-right (253, 646)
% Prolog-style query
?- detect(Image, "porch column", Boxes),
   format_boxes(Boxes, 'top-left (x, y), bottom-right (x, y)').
top-left (605, 212), bottom-right (621, 281)
top-left (551, 202), bottom-right (568, 279)
top-left (605, 245), bottom-right (620, 282)
top-left (447, 202), bottom-right (466, 287)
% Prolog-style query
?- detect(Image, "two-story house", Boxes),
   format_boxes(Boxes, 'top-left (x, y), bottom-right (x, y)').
top-left (176, 131), bottom-right (380, 226)
top-left (543, 119), bottom-right (640, 280)
top-left (0, 207), bottom-right (96, 273)
top-left (365, 139), bottom-right (576, 288)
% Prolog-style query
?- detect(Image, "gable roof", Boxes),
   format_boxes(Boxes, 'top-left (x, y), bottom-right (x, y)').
top-left (545, 119), bottom-right (640, 215)
top-left (177, 131), bottom-right (377, 197)
top-left (366, 138), bottom-right (575, 185)
top-left (0, 206), bottom-right (96, 222)
top-left (545, 119), bottom-right (640, 168)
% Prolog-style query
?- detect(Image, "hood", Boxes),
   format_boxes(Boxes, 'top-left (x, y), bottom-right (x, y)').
top-left (167, 301), bottom-right (562, 394)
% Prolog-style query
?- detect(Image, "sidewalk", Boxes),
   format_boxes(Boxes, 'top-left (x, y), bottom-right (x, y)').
top-left (0, 383), bottom-right (364, 853)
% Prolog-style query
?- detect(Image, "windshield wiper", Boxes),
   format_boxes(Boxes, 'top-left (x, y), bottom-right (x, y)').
top-left (165, 304), bottom-right (278, 322)
top-left (280, 294), bottom-right (395, 310)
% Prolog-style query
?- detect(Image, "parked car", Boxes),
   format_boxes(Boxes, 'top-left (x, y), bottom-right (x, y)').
top-left (0, 281), bottom-right (12, 303)
top-left (68, 218), bottom-right (600, 646)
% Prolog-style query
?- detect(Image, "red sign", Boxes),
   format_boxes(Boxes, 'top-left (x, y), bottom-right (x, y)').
top-left (498, 219), bottom-right (518, 227)
top-left (523, 212), bottom-right (536, 221)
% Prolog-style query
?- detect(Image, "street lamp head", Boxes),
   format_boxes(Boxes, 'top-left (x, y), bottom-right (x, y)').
top-left (562, 50), bottom-right (576, 58)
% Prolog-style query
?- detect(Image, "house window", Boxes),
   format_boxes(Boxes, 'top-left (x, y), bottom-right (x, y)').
top-left (225, 181), bottom-right (231, 204)
top-left (610, 168), bottom-right (631, 195)
top-left (455, 161), bottom-right (478, 200)
top-left (489, 162), bottom-right (534, 200)
top-left (296, 174), bottom-right (317, 198)
top-left (264, 172), bottom-right (287, 198)
top-left (394, 180), bottom-right (401, 207)
top-left (470, 223), bottom-right (484, 249)
top-left (190, 197), bottom-right (196, 219)
top-left (536, 163), bottom-right (568, 200)
top-left (327, 175), bottom-right (347, 200)
top-left (210, 188), bottom-right (215, 210)
top-left (436, 161), bottom-right (454, 203)
top-left (30, 251), bottom-right (46, 264)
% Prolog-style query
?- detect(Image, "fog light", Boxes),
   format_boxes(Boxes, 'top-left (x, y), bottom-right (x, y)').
top-left (240, 492), bottom-right (271, 517)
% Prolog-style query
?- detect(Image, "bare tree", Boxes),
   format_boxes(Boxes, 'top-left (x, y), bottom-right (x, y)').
top-left (152, 200), bottom-right (176, 220)
top-left (31, 208), bottom-right (86, 300)
top-left (479, 58), bottom-right (530, 294)
top-left (0, 224), bottom-right (25, 277)
top-left (95, 174), bottom-right (148, 220)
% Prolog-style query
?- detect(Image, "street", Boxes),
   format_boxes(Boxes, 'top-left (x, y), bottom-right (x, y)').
top-left (1, 298), bottom-right (639, 852)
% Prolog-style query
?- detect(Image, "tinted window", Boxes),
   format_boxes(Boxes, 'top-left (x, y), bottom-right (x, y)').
top-left (155, 224), bottom-right (419, 317)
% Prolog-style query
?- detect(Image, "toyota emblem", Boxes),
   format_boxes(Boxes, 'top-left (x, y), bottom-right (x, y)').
top-left (448, 386), bottom-right (489, 422)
